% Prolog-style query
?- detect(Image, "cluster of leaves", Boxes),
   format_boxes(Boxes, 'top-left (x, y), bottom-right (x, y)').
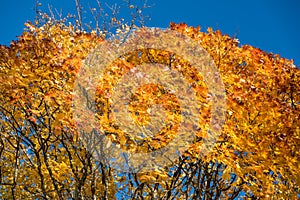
top-left (93, 47), bottom-right (210, 154)
top-left (0, 22), bottom-right (112, 199)
top-left (170, 23), bottom-right (300, 198)
top-left (0, 19), bottom-right (299, 199)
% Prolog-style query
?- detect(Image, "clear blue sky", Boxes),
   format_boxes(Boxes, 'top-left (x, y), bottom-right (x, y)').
top-left (0, 0), bottom-right (299, 65)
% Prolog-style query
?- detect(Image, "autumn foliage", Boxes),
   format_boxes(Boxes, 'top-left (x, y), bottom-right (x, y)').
top-left (0, 21), bottom-right (299, 199)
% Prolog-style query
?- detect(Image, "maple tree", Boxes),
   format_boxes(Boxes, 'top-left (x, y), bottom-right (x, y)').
top-left (0, 10), bottom-right (299, 200)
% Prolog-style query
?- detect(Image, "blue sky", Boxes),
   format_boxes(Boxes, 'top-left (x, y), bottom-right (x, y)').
top-left (0, 0), bottom-right (299, 65)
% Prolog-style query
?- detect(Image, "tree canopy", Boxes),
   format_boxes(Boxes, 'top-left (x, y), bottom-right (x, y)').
top-left (0, 19), bottom-right (299, 199)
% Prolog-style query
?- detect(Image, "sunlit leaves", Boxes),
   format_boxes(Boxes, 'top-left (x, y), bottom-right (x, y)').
top-left (0, 21), bottom-right (299, 199)
top-left (0, 21), bottom-right (103, 199)
top-left (170, 23), bottom-right (300, 198)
